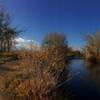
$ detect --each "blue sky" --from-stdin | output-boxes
[2,0,100,49]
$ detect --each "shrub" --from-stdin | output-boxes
[2,32,69,100]
[3,69,57,100]
[84,32,100,63]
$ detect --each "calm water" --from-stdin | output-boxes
[64,59,100,100]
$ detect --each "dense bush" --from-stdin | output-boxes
[1,33,69,100]
[3,70,56,100]
[3,45,68,100]
[84,32,100,63]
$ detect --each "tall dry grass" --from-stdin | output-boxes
[3,46,68,100]
[17,46,67,78]
[3,69,56,100]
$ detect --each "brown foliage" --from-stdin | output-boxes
[3,70,56,100]
[84,32,100,63]
[3,45,67,100]
[2,33,68,100]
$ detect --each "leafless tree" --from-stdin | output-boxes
[84,32,100,62]
[0,7,19,52]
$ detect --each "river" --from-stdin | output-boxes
[61,59,100,100]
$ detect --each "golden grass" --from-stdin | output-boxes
[2,46,68,100]
[3,69,56,100]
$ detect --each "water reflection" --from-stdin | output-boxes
[66,59,100,100]
[85,62,100,87]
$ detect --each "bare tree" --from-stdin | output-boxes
[0,7,19,52]
[84,32,100,62]
[42,32,68,47]
[42,33,69,63]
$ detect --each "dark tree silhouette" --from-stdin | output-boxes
[0,8,19,52]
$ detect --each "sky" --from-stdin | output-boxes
[1,0,100,49]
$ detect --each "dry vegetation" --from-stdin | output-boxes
[3,69,57,100]
[0,40,68,100]
[0,6,77,100]
[84,32,100,63]
[0,17,69,99]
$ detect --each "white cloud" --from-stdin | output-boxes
[15,37,26,43]
[15,37,40,50]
